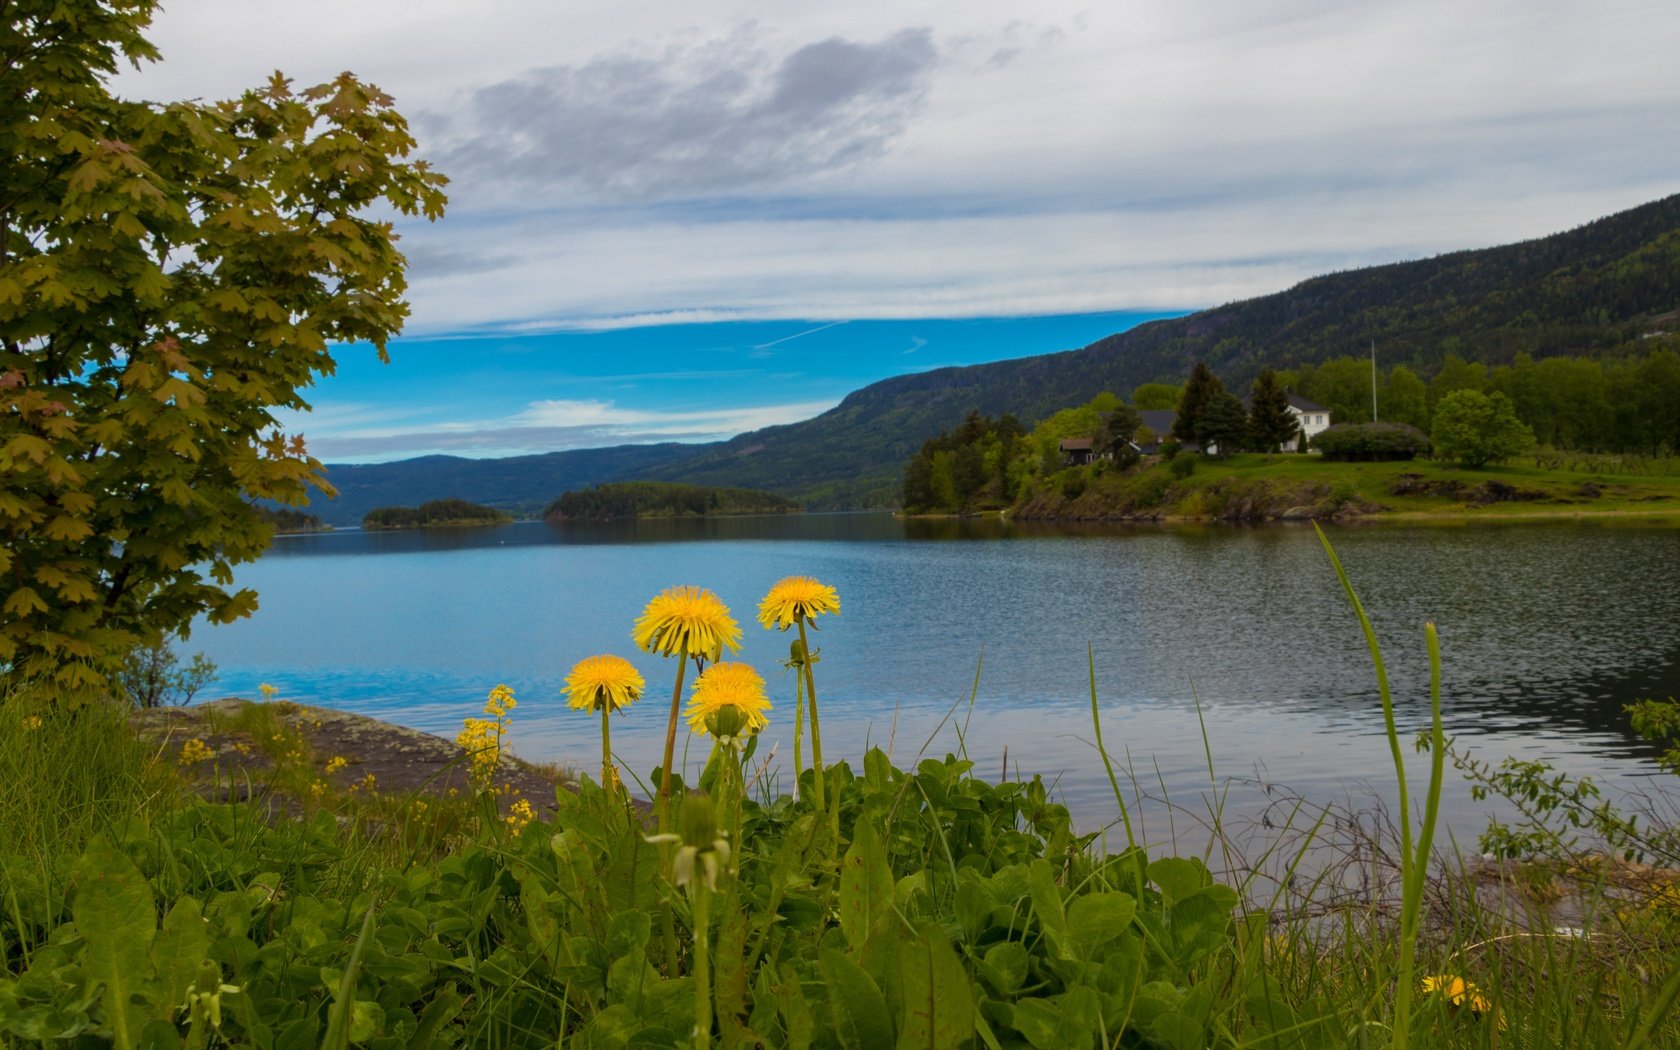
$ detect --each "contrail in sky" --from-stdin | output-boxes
[751,320,848,350]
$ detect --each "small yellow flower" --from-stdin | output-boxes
[757,576,840,631]
[258,683,277,702]
[22,714,43,731]
[565,654,645,714]
[1421,974,1495,1016]
[178,738,215,765]
[504,797,536,834]
[634,586,742,661]
[324,755,349,775]
[684,661,771,737]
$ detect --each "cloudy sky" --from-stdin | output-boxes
[114,0,1680,461]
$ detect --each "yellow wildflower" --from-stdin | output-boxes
[757,576,840,631]
[504,797,536,835]
[685,662,771,738]
[258,683,277,701]
[22,714,43,730]
[324,755,349,775]
[485,683,517,717]
[178,738,215,765]
[565,654,645,714]
[634,586,741,661]
[1421,974,1495,1016]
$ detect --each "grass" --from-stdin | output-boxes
[2,547,1678,1046]
[1027,451,1680,522]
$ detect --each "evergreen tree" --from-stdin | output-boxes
[1247,369,1300,452]
[1196,390,1250,456]
[1172,363,1221,444]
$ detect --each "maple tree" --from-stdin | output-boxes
[1,1,447,696]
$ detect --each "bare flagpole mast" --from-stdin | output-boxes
[1370,339,1379,422]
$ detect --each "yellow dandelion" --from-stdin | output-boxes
[757,576,840,631]
[565,654,646,713]
[634,586,742,661]
[1421,974,1495,1016]
[685,661,772,737]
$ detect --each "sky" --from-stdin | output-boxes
[111,0,1680,463]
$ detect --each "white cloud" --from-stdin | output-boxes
[298,396,839,461]
[109,1,1680,333]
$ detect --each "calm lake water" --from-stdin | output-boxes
[192,513,1680,846]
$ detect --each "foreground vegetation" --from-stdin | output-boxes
[545,482,802,522]
[4,551,1679,1048]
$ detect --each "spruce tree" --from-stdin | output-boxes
[1196,390,1250,456]
[1171,362,1221,444]
[1247,369,1301,452]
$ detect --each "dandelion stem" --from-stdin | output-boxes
[691,880,713,1050]
[797,619,826,815]
[658,647,690,832]
[792,657,806,801]
[601,705,613,794]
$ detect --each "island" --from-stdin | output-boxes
[252,504,331,533]
[362,498,514,530]
[544,481,801,521]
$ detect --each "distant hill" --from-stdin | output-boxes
[311,443,700,525]
[312,192,1680,514]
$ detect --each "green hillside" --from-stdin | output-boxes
[646,193,1680,506]
[314,192,1680,513]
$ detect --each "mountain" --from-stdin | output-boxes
[312,443,701,525]
[314,192,1680,516]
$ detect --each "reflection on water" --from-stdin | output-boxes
[201,514,1680,838]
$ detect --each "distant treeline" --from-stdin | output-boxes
[545,482,801,521]
[252,505,328,533]
[362,498,513,530]
[1281,346,1680,454]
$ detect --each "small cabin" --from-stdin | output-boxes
[1059,437,1095,466]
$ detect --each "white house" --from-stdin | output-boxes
[1284,393,1331,451]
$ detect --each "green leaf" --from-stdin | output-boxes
[74,837,157,1050]
[1146,856,1211,905]
[148,897,209,1022]
[896,924,974,1050]
[1012,989,1101,1049]
[821,947,894,1050]
[1026,859,1067,954]
[1067,891,1137,957]
[839,820,895,953]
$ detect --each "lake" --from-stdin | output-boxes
[191,513,1680,847]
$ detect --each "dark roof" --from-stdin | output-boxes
[1287,393,1328,412]
[1058,437,1094,451]
[1138,409,1176,435]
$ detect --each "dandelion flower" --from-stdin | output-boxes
[1421,974,1495,1015]
[634,586,742,661]
[685,662,771,738]
[565,654,645,713]
[757,576,840,631]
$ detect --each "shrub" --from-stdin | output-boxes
[1169,454,1196,479]
[1313,422,1433,461]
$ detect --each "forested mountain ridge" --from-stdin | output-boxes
[315,192,1680,514]
[639,192,1680,505]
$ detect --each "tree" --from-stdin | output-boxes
[1195,390,1249,456]
[1171,363,1220,444]
[0,3,448,697]
[1132,382,1180,410]
[1430,390,1536,467]
[1095,402,1142,466]
[1246,369,1299,453]
[1380,365,1429,429]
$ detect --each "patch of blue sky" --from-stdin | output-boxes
[290,311,1181,462]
